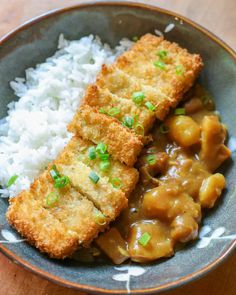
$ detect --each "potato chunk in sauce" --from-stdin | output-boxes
[128,221,173,263]
[95,85,230,264]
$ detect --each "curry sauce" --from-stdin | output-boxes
[95,85,231,264]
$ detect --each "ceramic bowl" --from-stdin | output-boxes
[0,1,236,294]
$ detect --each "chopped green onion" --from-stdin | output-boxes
[46,192,59,207]
[111,177,123,189]
[88,146,96,160]
[100,160,110,172]
[54,175,70,188]
[154,60,166,69]
[122,116,134,129]
[159,124,169,134]
[146,154,157,165]
[135,123,144,135]
[94,209,107,225]
[49,164,60,180]
[132,36,139,42]
[96,143,107,155]
[6,175,18,188]
[145,101,156,111]
[174,108,185,115]
[118,246,129,257]
[202,96,211,106]
[132,91,145,106]
[49,165,69,189]
[108,107,120,116]
[99,108,107,114]
[138,232,151,246]
[175,65,185,75]
[99,153,109,161]
[89,58,95,64]
[89,171,100,184]
[157,50,168,59]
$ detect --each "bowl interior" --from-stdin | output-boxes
[0,2,236,294]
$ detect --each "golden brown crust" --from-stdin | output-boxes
[83,84,155,133]
[68,105,143,166]
[114,34,203,119]
[7,191,78,259]
[6,170,113,258]
[54,136,139,197]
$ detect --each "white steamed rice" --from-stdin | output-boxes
[0,34,133,198]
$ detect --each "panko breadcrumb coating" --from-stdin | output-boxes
[68,105,144,167]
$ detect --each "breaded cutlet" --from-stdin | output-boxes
[83,84,155,134]
[53,137,128,219]
[59,136,139,196]
[68,105,143,167]
[7,172,107,258]
[115,34,203,117]
[95,64,173,120]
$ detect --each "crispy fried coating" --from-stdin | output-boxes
[68,105,143,166]
[54,138,128,219]
[7,191,78,259]
[114,34,203,118]
[58,136,139,196]
[96,64,171,120]
[83,84,155,133]
[7,171,108,258]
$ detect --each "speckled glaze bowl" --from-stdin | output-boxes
[0,1,236,294]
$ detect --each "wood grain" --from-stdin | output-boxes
[0,1,235,295]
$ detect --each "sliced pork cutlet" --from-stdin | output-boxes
[67,105,143,167]
[114,34,203,118]
[53,136,128,219]
[7,171,106,258]
[59,136,139,196]
[95,64,172,120]
[83,84,155,134]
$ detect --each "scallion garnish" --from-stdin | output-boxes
[99,153,109,161]
[96,143,107,155]
[46,192,59,207]
[117,246,129,257]
[145,101,156,111]
[94,209,107,225]
[54,175,70,189]
[175,65,185,75]
[138,232,151,246]
[122,116,134,129]
[99,108,107,114]
[88,146,96,160]
[202,96,211,106]
[157,50,168,59]
[154,60,166,70]
[6,175,18,188]
[135,123,145,136]
[132,36,139,42]
[100,160,110,172]
[89,171,100,184]
[159,124,169,134]
[146,154,157,165]
[49,164,60,180]
[174,108,185,115]
[111,177,123,189]
[108,107,120,116]
[49,165,70,188]
[132,91,145,106]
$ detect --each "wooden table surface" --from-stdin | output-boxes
[0,1,235,294]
